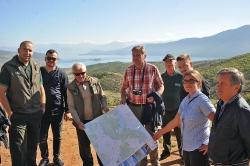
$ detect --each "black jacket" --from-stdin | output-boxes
[141,92,165,132]
[0,107,10,148]
[208,95,250,164]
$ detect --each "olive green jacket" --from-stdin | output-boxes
[67,75,107,123]
[3,55,41,114]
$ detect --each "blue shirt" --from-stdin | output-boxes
[178,91,215,151]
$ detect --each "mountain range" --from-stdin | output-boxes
[0,25,250,62]
[86,25,250,59]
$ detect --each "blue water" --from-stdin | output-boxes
[57,54,212,68]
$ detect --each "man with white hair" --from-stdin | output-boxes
[67,63,108,166]
[208,68,250,166]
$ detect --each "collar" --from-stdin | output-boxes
[166,70,177,76]
[134,62,146,70]
[187,90,201,101]
[223,94,239,105]
[17,55,30,66]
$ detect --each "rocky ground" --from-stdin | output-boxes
[0,121,182,166]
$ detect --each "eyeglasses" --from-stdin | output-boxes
[74,72,86,76]
[183,79,198,84]
[46,57,57,61]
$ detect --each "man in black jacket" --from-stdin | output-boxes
[208,68,250,166]
[176,54,210,100]
[38,49,71,166]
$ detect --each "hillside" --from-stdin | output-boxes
[198,53,250,99]
[81,53,250,105]
[0,50,45,67]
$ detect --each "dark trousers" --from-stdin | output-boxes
[76,120,103,166]
[39,111,63,160]
[183,149,210,166]
[9,111,42,166]
[162,110,182,156]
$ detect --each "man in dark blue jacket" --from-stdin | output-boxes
[38,49,71,166]
[208,68,250,166]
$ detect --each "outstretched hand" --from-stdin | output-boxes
[153,131,162,141]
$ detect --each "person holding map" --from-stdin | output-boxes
[67,63,108,166]
[121,45,164,166]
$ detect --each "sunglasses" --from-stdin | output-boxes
[74,72,86,76]
[183,79,198,84]
[46,57,57,61]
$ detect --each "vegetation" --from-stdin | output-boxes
[197,53,250,100]
[65,53,250,106]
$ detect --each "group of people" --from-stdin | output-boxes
[0,41,108,166]
[0,41,249,166]
[121,45,250,166]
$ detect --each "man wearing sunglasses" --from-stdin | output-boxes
[38,49,70,166]
[67,63,108,166]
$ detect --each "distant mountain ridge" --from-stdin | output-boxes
[86,25,250,59]
[1,25,250,61]
[0,50,44,67]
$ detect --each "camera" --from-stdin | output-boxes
[132,89,142,96]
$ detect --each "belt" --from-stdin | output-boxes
[126,100,145,107]
[214,159,249,166]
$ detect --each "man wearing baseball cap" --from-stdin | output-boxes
[160,54,183,160]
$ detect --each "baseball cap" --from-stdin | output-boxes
[163,54,175,61]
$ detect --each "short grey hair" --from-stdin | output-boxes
[217,68,245,92]
[131,45,147,55]
[72,63,86,72]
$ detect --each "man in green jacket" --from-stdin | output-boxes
[67,63,108,166]
[160,54,183,160]
[0,41,46,166]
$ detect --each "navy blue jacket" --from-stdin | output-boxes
[141,92,165,132]
[0,107,10,148]
[40,67,68,113]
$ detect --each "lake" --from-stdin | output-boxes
[57,54,214,68]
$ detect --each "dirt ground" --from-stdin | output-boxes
[0,121,182,166]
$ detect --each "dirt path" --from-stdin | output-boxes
[0,121,182,166]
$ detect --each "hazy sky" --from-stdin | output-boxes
[1,0,250,46]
